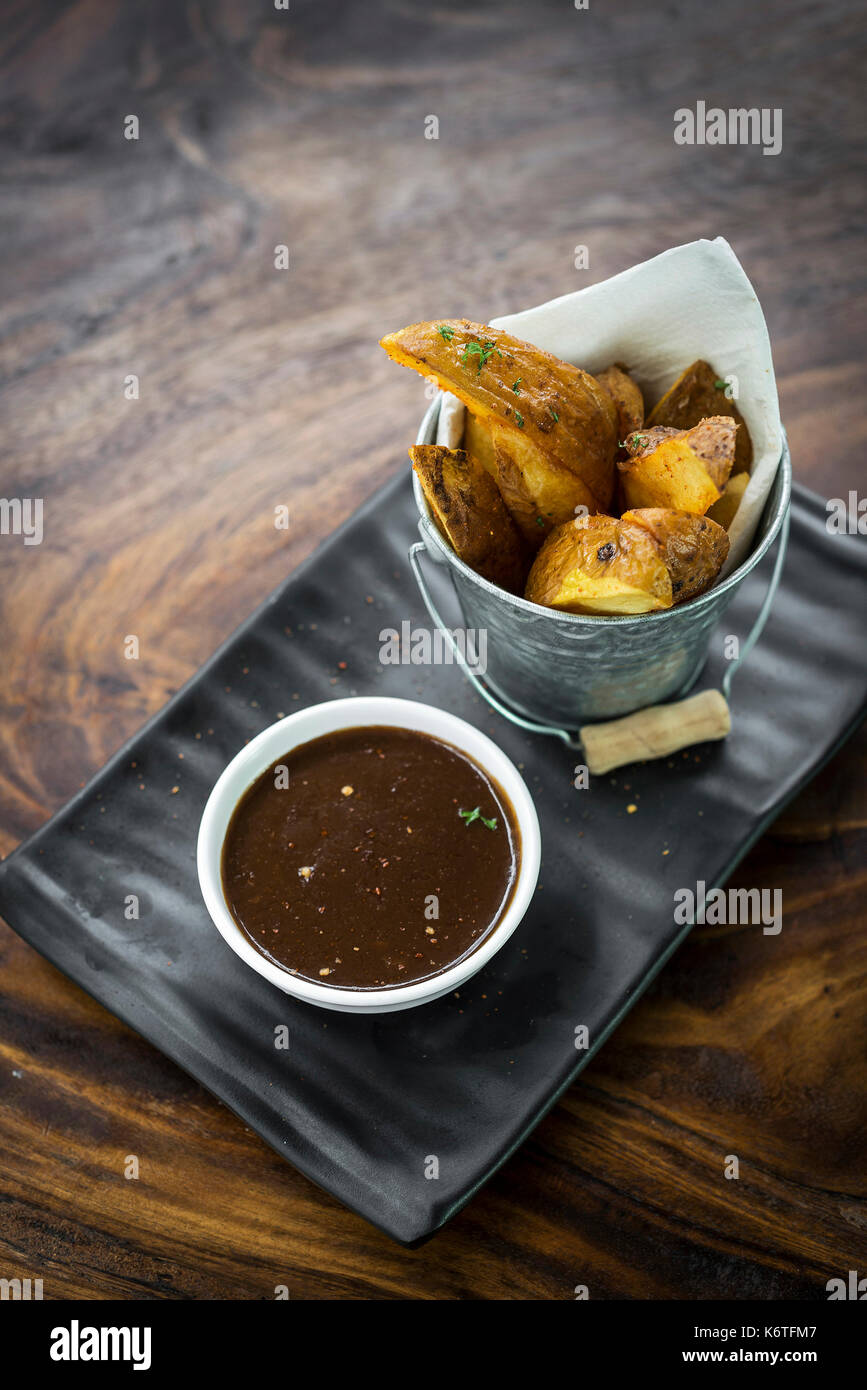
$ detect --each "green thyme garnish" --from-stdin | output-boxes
[437,325,455,341]
[536,516,545,527]
[548,407,559,421]
[512,378,523,394]
[714,378,727,390]
[459,806,498,831]
[630,432,648,448]
[461,339,502,374]
[514,410,524,428]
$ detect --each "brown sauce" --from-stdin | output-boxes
[221,726,520,990]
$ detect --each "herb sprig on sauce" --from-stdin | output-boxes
[459,806,498,831]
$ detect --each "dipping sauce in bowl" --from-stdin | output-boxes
[198,696,540,1012]
[220,726,519,990]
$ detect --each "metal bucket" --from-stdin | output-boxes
[410,394,793,729]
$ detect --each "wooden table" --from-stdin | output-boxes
[1,0,864,1299]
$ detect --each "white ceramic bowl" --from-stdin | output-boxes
[197,696,541,1013]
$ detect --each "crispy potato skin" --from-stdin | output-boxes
[525,514,673,616]
[624,425,679,457]
[596,364,645,440]
[647,359,753,473]
[617,437,721,514]
[410,445,530,594]
[679,416,737,489]
[707,470,749,530]
[381,319,618,532]
[622,508,729,604]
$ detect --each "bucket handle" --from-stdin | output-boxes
[408,497,792,764]
[721,498,791,701]
[408,541,582,749]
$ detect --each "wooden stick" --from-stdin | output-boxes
[580,690,731,775]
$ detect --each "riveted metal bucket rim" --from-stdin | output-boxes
[412,393,792,629]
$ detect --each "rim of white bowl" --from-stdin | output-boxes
[196,696,541,1011]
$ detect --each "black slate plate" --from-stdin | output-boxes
[0,475,864,1244]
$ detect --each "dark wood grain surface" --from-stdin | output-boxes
[0,0,864,1299]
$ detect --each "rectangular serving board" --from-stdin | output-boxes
[0,474,864,1243]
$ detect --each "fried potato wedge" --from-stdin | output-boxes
[489,421,603,545]
[410,444,530,593]
[463,408,603,547]
[596,363,645,440]
[525,514,673,616]
[463,411,498,481]
[617,436,721,514]
[647,359,753,473]
[680,416,737,489]
[381,319,618,538]
[525,505,729,616]
[625,415,735,471]
[622,508,729,604]
[707,470,749,530]
[621,416,735,511]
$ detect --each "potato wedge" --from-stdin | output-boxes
[707,470,749,530]
[381,319,618,537]
[410,445,530,593]
[617,436,721,514]
[525,514,673,616]
[622,509,729,604]
[596,363,644,440]
[463,411,497,481]
[464,408,604,547]
[525,506,729,616]
[489,422,603,545]
[647,359,753,472]
[680,416,737,489]
[625,416,735,470]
